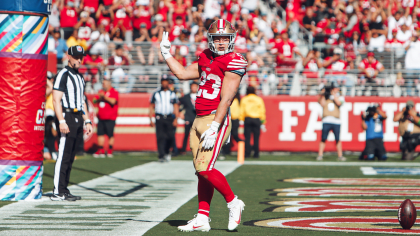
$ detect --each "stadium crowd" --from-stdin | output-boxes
[46,0,420,96]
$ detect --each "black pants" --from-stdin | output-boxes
[361,138,386,160]
[222,119,241,155]
[156,115,175,159]
[54,112,84,194]
[244,118,261,158]
[181,121,193,152]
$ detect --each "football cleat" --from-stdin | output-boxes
[93,149,105,158]
[227,196,245,231]
[107,149,113,158]
[50,193,77,201]
[178,215,211,232]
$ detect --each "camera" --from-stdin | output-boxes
[323,81,336,99]
[365,104,379,118]
[404,104,414,117]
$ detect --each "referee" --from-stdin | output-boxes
[149,78,179,162]
[51,45,93,201]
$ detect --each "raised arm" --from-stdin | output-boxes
[161,31,200,80]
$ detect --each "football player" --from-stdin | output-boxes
[160,19,246,232]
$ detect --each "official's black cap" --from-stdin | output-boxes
[68,45,86,57]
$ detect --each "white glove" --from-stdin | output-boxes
[260,124,267,132]
[200,121,220,149]
[160,31,172,60]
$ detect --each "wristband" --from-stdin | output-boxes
[162,52,172,60]
[85,119,92,125]
[59,120,66,124]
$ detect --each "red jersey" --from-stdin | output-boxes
[195,49,247,116]
[98,14,111,32]
[102,0,114,5]
[225,0,241,22]
[132,6,152,30]
[169,23,186,41]
[82,54,104,75]
[60,7,78,28]
[157,0,169,22]
[385,38,404,48]
[324,57,349,74]
[275,40,298,58]
[95,88,119,120]
[83,0,99,13]
[113,8,132,31]
[359,58,383,78]
[172,3,188,24]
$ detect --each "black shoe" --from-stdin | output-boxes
[66,192,81,200]
[50,193,77,201]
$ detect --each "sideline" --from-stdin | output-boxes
[243,161,420,167]
[0,161,240,236]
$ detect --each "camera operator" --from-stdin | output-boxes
[394,100,420,160]
[360,104,387,161]
[317,82,346,161]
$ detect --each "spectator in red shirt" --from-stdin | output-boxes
[96,4,114,33]
[60,0,80,39]
[75,11,97,40]
[302,49,322,78]
[358,51,384,82]
[81,0,100,17]
[385,28,404,51]
[323,48,355,91]
[169,0,191,27]
[93,78,119,158]
[132,0,154,40]
[276,29,303,60]
[169,16,186,41]
[79,50,105,82]
[225,0,241,23]
[112,2,134,44]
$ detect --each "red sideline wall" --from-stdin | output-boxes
[85,94,420,152]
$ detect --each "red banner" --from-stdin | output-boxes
[85,94,420,152]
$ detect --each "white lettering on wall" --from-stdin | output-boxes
[353,102,370,142]
[382,103,398,142]
[302,102,322,141]
[338,102,352,141]
[279,102,305,141]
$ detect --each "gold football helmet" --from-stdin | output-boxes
[207,19,236,55]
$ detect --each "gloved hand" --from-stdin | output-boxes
[260,124,267,132]
[200,121,220,149]
[160,31,172,60]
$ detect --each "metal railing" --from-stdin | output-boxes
[54,42,415,96]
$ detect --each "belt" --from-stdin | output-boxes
[63,107,83,115]
[155,113,173,119]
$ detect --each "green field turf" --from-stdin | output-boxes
[146,153,420,236]
[1,152,419,235]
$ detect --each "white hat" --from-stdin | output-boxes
[333,47,343,54]
[345,5,354,14]
[241,9,249,15]
[90,31,100,41]
[155,14,163,21]
[136,0,149,6]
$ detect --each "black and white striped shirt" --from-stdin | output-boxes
[150,89,179,115]
[53,66,85,111]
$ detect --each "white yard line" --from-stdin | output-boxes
[0,160,241,236]
[244,161,420,167]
